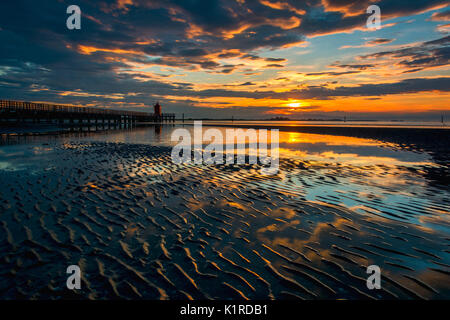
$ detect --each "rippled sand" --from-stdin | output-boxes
[0,139,449,300]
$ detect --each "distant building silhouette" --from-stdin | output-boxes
[154,102,162,116]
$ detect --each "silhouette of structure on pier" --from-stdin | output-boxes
[0,100,175,128]
[154,102,162,117]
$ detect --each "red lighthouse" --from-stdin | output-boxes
[154,102,162,116]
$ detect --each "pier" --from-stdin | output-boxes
[0,100,175,128]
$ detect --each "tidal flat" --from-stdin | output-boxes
[0,125,449,299]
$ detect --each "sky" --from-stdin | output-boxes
[0,0,449,120]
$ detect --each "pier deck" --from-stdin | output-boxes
[0,100,175,127]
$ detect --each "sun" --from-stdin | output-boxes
[287,102,301,108]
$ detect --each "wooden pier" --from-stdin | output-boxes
[0,100,175,128]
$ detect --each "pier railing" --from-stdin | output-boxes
[0,100,175,124]
[0,100,151,116]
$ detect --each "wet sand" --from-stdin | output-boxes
[0,128,449,300]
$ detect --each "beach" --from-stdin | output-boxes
[0,124,449,299]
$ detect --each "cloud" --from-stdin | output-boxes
[323,0,448,19]
[358,35,450,73]
[264,63,285,68]
[340,38,395,49]
[0,0,448,118]
[294,77,450,98]
[167,77,450,100]
[436,23,450,33]
[366,38,394,45]
[329,63,376,70]
[303,71,361,77]
[430,10,450,21]
[321,0,373,16]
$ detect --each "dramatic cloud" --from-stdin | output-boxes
[359,35,450,73]
[0,0,449,119]
[182,77,450,100]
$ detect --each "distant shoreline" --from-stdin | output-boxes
[181,118,445,123]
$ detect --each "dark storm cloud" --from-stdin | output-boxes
[2,0,445,69]
[300,0,447,36]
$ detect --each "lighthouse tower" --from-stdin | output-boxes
[154,102,162,117]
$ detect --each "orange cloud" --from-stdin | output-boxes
[259,0,306,15]
[77,45,142,56]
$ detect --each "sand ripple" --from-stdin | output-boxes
[0,141,449,299]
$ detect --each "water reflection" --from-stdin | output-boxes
[0,125,448,231]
